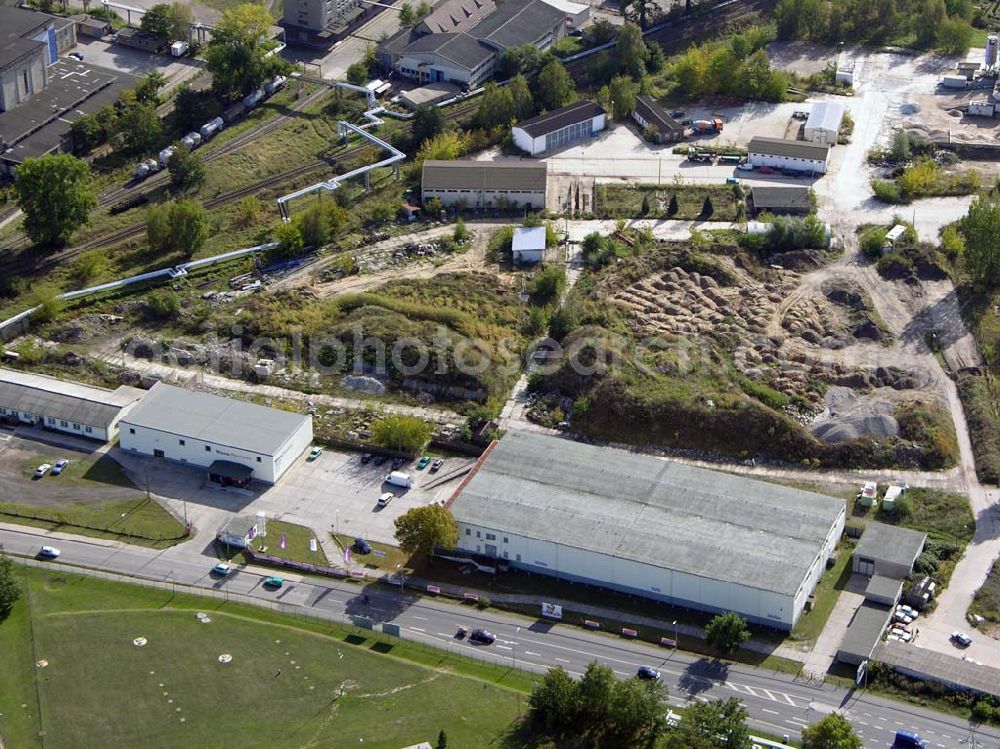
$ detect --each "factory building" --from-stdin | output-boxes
[448,433,846,630]
[119,383,313,485]
[0,368,144,442]
[747,136,831,175]
[421,160,547,209]
[512,101,606,156]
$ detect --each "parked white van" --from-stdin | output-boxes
[384,471,413,488]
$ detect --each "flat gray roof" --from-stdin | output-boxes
[0,368,144,429]
[120,383,310,457]
[450,433,846,596]
[422,159,547,191]
[400,32,494,71]
[838,602,892,662]
[0,6,49,71]
[865,575,903,601]
[855,522,927,570]
[751,185,812,211]
[875,641,1000,699]
[748,136,831,161]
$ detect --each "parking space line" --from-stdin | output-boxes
[763,709,779,716]
[408,626,425,632]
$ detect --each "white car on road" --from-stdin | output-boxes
[38,546,61,559]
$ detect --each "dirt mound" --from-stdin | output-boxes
[810,386,901,443]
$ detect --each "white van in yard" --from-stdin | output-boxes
[385,471,413,488]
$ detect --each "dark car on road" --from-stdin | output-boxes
[637,665,660,680]
[469,629,496,644]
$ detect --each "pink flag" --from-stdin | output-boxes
[344,547,351,564]
[280,532,287,550]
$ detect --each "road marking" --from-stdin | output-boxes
[876,716,886,721]
[409,627,425,632]
[864,713,872,717]
[859,721,870,727]
[413,616,428,621]
[895,722,904,726]
[935,744,945,748]
[437,632,452,638]
[525,651,541,657]
[695,696,711,703]
[496,645,511,650]
[941,735,951,740]
[555,657,570,663]
[763,709,779,716]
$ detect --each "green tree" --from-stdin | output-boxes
[801,712,863,749]
[412,104,445,147]
[705,611,750,654]
[624,0,658,27]
[507,74,534,120]
[416,131,466,163]
[529,265,566,302]
[145,289,180,319]
[454,217,470,242]
[346,61,369,85]
[28,284,63,323]
[70,112,107,152]
[398,2,417,25]
[14,154,96,246]
[498,43,548,79]
[915,0,946,46]
[173,84,222,132]
[273,221,304,258]
[206,3,289,96]
[608,74,638,119]
[134,71,167,106]
[608,675,668,744]
[117,96,162,153]
[537,60,575,110]
[962,195,1000,284]
[646,40,666,73]
[701,195,715,218]
[936,16,975,54]
[296,199,333,247]
[141,2,192,39]
[167,147,205,191]
[372,414,433,454]
[435,729,448,749]
[549,301,580,340]
[616,22,649,80]
[146,199,207,257]
[72,250,109,283]
[475,82,515,129]
[668,193,679,216]
[393,504,458,557]
[674,697,752,749]
[527,667,579,736]
[0,554,22,619]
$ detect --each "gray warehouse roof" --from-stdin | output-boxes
[874,641,1000,699]
[450,433,846,596]
[855,522,927,569]
[748,136,831,160]
[0,6,49,69]
[634,95,683,134]
[0,368,144,429]
[120,383,310,457]
[514,101,605,138]
[470,0,565,48]
[422,159,547,191]
[837,602,892,664]
[419,0,495,34]
[865,575,903,603]
[751,186,813,212]
[399,32,495,71]
[805,101,845,133]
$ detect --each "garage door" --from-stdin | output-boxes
[857,557,875,576]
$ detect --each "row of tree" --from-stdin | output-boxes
[774,0,975,53]
[671,30,790,102]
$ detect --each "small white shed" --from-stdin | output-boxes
[804,101,845,145]
[512,226,546,264]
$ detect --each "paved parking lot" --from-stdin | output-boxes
[112,446,472,549]
[70,38,203,85]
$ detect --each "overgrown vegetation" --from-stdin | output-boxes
[594,184,742,221]
[970,554,1000,623]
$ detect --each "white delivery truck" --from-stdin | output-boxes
[384,471,413,488]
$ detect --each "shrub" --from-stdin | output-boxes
[145,289,180,319]
[530,266,567,303]
[871,179,903,203]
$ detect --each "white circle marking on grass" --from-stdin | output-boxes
[35,660,48,669]
[218,654,233,664]
[133,637,147,647]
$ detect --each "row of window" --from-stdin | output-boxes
[0,408,95,434]
[465,528,508,543]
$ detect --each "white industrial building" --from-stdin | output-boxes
[804,101,845,145]
[512,226,546,263]
[448,433,846,630]
[512,101,605,156]
[119,383,313,485]
[0,368,144,442]
[747,136,831,175]
[421,160,547,209]
[539,0,590,30]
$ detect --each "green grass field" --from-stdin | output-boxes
[241,519,329,566]
[790,543,853,643]
[0,567,527,749]
[18,453,134,488]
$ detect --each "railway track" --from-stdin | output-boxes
[5,98,483,276]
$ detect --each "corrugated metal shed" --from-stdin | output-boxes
[855,522,927,570]
[515,101,605,138]
[875,641,1000,699]
[805,101,845,133]
[422,160,547,191]
[450,432,845,596]
[0,368,144,429]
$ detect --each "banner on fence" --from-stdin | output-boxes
[463,592,479,601]
[427,585,441,594]
[621,627,638,638]
[583,619,600,629]
[541,602,563,620]
[660,637,677,648]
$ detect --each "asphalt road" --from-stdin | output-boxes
[2,525,998,749]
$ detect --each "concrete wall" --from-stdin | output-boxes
[119,416,312,484]
[511,126,542,155]
[456,523,800,629]
[792,504,846,624]
[0,50,47,112]
[852,552,916,580]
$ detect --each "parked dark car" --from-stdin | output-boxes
[391,457,404,470]
[354,537,372,555]
[360,453,372,464]
[372,455,386,466]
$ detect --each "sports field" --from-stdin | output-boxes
[0,567,527,749]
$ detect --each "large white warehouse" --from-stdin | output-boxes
[119,383,313,485]
[0,368,144,442]
[512,101,605,156]
[448,433,846,630]
[747,136,831,175]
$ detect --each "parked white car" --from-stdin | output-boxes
[34,463,52,478]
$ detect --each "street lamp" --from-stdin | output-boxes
[395,564,404,593]
[673,620,678,649]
